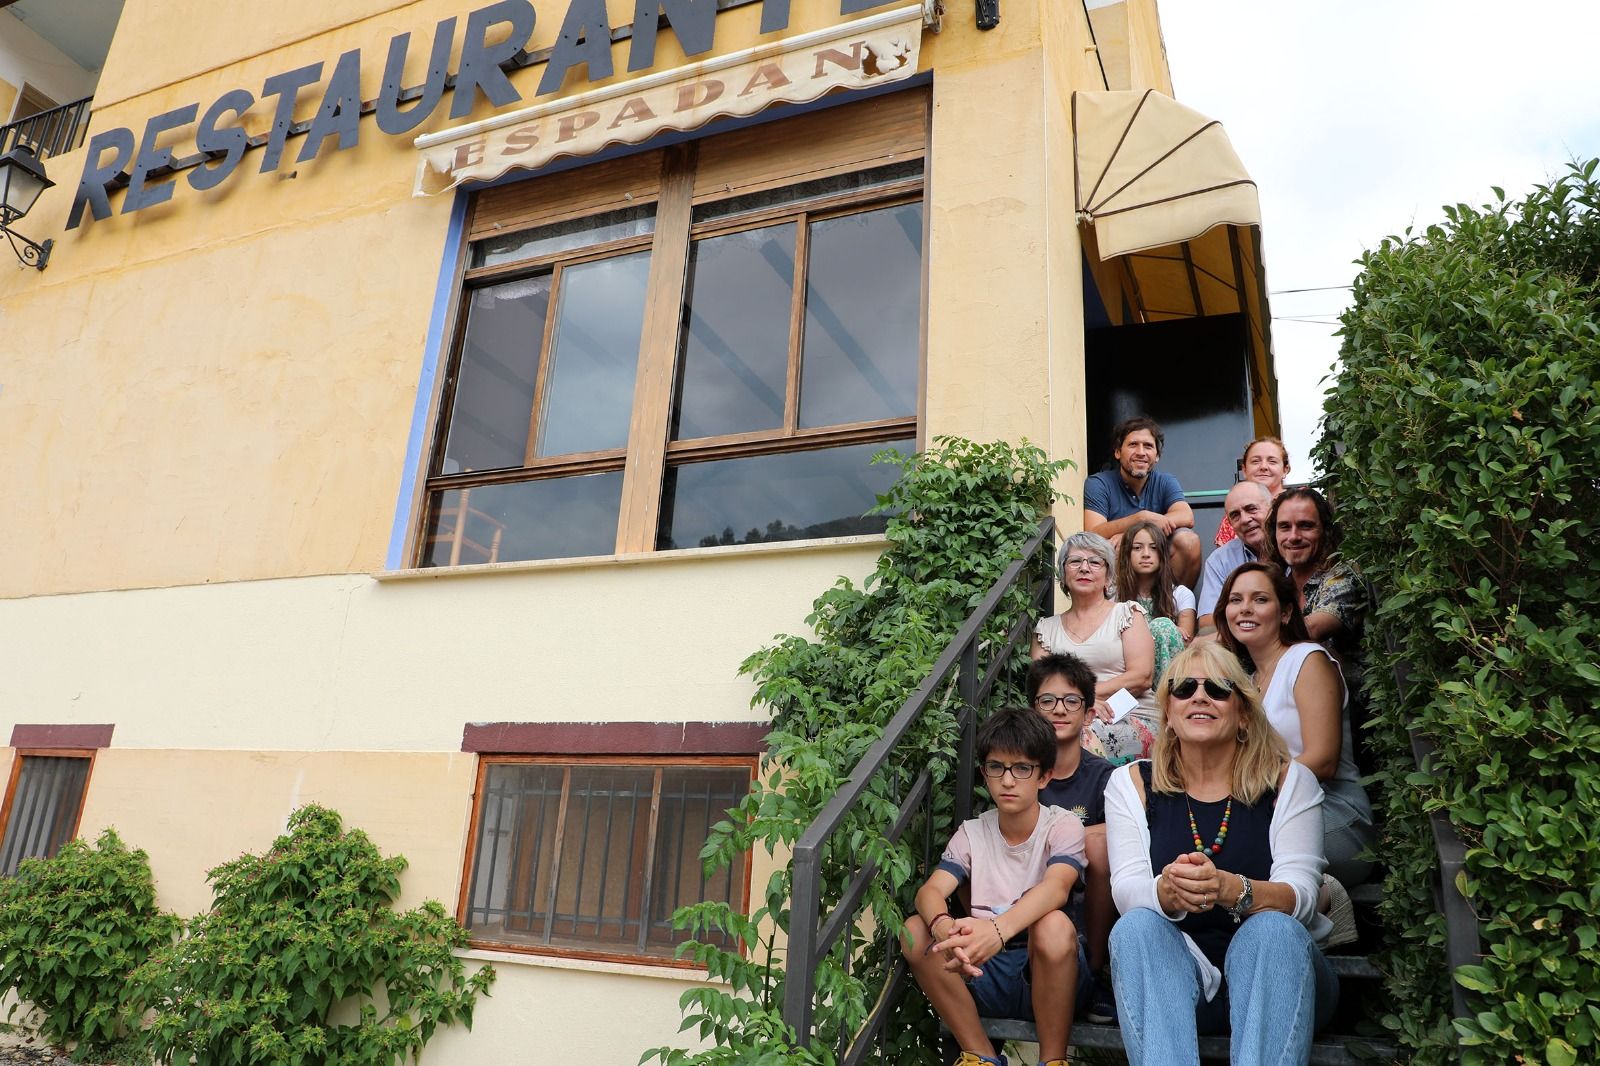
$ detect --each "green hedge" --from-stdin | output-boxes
[1316,160,1600,1064]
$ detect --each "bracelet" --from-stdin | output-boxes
[990,918,1005,947]
[928,913,953,937]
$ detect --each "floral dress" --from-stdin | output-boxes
[1136,589,1191,691]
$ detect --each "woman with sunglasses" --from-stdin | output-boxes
[1105,642,1337,1065]
[1216,562,1374,892]
[1032,531,1157,765]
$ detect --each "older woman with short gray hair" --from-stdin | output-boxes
[1032,530,1158,764]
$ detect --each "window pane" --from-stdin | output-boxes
[472,204,656,268]
[656,439,910,551]
[647,768,748,950]
[422,473,623,566]
[537,252,652,457]
[670,222,797,441]
[0,756,91,876]
[799,203,922,428]
[441,276,551,474]
[465,763,748,958]
[693,160,923,223]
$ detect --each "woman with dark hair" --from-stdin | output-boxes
[1216,562,1374,896]
[1105,641,1337,1064]
[1116,520,1195,685]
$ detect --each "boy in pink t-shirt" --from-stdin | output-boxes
[903,707,1087,1066]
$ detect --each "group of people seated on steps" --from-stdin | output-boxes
[904,418,1375,1066]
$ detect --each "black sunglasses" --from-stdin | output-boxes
[1168,676,1237,701]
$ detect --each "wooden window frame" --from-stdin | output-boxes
[412,92,930,568]
[0,749,97,875]
[457,753,756,968]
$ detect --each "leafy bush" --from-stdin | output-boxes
[644,437,1071,1064]
[0,829,180,1059]
[137,804,494,1066]
[1316,160,1600,1064]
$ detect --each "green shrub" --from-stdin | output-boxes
[643,437,1071,1065]
[1316,160,1600,1064]
[0,829,179,1059]
[137,804,494,1066]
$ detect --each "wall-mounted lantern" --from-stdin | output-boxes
[0,146,54,270]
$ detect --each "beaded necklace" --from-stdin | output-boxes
[1186,795,1233,856]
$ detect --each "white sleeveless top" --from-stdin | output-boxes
[1034,601,1158,721]
[1262,642,1360,787]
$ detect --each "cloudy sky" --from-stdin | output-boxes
[1161,0,1600,476]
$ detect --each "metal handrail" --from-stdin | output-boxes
[1391,655,1482,1025]
[0,96,93,160]
[783,516,1057,1061]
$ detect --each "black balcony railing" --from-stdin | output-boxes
[1,96,93,160]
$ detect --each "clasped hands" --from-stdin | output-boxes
[1162,851,1230,914]
[926,916,1006,979]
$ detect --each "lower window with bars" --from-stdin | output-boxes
[0,752,93,877]
[462,758,752,962]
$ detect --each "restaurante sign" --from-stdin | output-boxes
[67,0,924,229]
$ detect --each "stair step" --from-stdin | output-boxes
[981,1019,1397,1064]
[1328,953,1381,979]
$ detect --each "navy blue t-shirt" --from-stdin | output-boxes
[1082,468,1187,522]
[1041,751,1115,826]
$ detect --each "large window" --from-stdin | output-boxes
[461,758,752,962]
[0,753,93,876]
[417,92,927,566]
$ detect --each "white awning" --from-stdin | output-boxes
[1073,89,1261,259]
[414,4,928,196]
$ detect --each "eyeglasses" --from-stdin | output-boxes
[980,760,1040,781]
[1168,677,1237,701]
[1063,556,1106,571]
[1033,693,1086,712]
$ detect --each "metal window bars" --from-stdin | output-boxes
[465,762,749,957]
[782,517,1057,1062]
[0,755,91,876]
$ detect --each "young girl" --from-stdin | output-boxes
[1116,521,1196,686]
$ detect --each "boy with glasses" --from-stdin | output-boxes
[903,707,1087,1066]
[1028,655,1117,1025]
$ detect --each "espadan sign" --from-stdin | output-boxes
[69,0,930,230]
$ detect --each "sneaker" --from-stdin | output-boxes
[954,1054,1007,1066]
[1323,873,1358,948]
[1086,973,1117,1025]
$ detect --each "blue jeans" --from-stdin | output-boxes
[1110,908,1338,1065]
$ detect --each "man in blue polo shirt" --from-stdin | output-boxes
[1081,416,1201,587]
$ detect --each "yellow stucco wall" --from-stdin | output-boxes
[0,76,17,121]
[0,2,1145,1059]
[1,541,883,750]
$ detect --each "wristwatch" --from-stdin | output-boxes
[1228,875,1254,924]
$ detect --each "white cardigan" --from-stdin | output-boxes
[1105,760,1330,1001]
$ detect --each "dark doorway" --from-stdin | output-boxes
[1085,313,1254,546]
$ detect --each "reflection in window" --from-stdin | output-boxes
[671,223,797,441]
[465,762,749,958]
[537,252,653,457]
[472,204,656,268]
[423,473,624,566]
[800,202,922,428]
[656,439,910,550]
[442,275,552,473]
